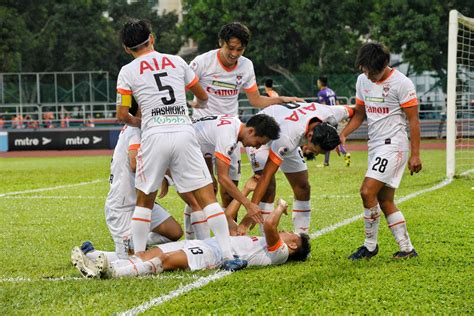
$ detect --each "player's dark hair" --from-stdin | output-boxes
[218,22,251,47]
[355,42,390,73]
[246,114,280,140]
[302,149,315,161]
[318,76,328,86]
[120,19,152,51]
[310,122,340,151]
[129,96,139,116]
[264,79,273,88]
[288,233,311,262]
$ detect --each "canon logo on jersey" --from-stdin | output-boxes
[366,106,389,114]
[14,137,39,146]
[206,86,239,96]
[66,136,90,145]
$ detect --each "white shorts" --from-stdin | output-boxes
[136,130,213,194]
[246,144,307,173]
[365,148,408,189]
[157,238,222,271]
[105,203,171,259]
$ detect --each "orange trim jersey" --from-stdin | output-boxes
[259,103,352,162]
[105,126,141,212]
[193,115,241,165]
[189,49,257,118]
[356,68,418,151]
[116,51,197,138]
[229,236,289,266]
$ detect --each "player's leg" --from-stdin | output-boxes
[179,191,210,240]
[377,151,417,258]
[133,133,171,256]
[323,151,330,166]
[147,203,183,246]
[282,147,311,234]
[169,130,236,263]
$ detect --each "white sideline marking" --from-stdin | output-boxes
[2,196,104,199]
[0,179,104,197]
[118,271,232,316]
[118,174,467,316]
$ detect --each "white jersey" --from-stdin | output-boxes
[356,68,418,151]
[105,125,141,212]
[260,103,352,165]
[116,51,198,139]
[190,49,257,118]
[193,115,242,165]
[230,236,289,266]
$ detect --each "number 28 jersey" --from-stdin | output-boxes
[116,51,199,138]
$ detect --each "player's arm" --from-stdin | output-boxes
[339,103,365,143]
[188,80,208,109]
[245,89,304,108]
[263,200,287,249]
[225,175,259,235]
[403,105,422,175]
[215,157,253,214]
[116,94,141,128]
[128,144,140,173]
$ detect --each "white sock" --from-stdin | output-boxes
[203,203,233,259]
[258,202,274,236]
[387,211,414,252]
[363,204,382,252]
[111,256,163,278]
[292,200,311,234]
[85,250,119,262]
[147,232,172,246]
[191,210,211,240]
[131,206,152,253]
[184,204,195,240]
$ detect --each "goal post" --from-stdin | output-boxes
[446,10,474,179]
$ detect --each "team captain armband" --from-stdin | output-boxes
[116,88,132,107]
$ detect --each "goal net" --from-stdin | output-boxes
[446,10,474,179]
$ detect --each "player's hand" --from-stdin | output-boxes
[237,223,250,236]
[408,155,422,175]
[339,134,347,146]
[244,175,260,192]
[245,202,263,223]
[280,96,304,103]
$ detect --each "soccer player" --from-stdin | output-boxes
[189,22,302,209]
[263,79,279,97]
[79,101,183,263]
[340,42,422,260]
[71,199,311,278]
[115,19,245,270]
[316,76,350,167]
[242,103,354,234]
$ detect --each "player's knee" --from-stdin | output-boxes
[293,181,311,198]
[359,186,376,203]
[169,224,184,241]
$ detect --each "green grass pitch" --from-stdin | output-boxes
[1,149,472,314]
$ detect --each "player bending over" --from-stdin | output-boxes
[72,198,310,278]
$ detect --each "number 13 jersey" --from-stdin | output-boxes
[116,51,199,138]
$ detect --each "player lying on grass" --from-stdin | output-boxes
[242,103,354,235]
[81,99,183,263]
[71,178,311,278]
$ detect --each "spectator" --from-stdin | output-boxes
[43,111,55,128]
[0,116,4,129]
[12,115,25,129]
[60,113,71,128]
[25,115,39,129]
[263,79,279,97]
[85,114,95,127]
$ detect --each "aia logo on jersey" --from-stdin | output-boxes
[236,74,243,85]
[382,84,390,97]
[278,146,289,156]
